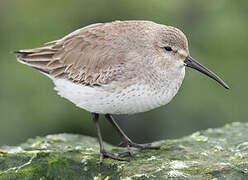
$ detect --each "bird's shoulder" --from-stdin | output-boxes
[47,22,130,86]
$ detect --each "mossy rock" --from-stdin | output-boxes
[1,122,248,179]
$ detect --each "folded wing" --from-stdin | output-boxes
[15,22,125,86]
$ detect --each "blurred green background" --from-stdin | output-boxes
[0,0,247,146]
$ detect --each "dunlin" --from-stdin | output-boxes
[15,20,229,163]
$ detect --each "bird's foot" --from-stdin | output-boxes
[99,150,131,164]
[119,140,161,150]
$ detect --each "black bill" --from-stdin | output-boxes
[184,56,229,89]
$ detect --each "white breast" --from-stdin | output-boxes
[52,67,185,115]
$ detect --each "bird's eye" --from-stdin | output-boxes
[164,46,173,51]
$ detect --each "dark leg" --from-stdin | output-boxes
[105,114,161,150]
[91,113,130,164]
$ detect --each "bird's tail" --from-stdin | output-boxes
[14,45,57,74]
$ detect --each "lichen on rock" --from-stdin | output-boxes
[1,122,248,179]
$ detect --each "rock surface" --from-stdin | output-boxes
[1,122,248,179]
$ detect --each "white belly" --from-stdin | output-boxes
[52,72,185,115]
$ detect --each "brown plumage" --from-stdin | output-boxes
[15,20,188,86]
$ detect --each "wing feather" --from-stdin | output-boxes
[16,22,125,86]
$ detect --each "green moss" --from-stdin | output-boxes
[1,122,248,179]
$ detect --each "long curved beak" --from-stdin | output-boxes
[184,56,229,89]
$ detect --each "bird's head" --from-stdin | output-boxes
[156,25,229,89]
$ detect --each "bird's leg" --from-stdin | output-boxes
[91,113,130,163]
[104,114,161,151]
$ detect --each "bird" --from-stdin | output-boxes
[15,20,229,163]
